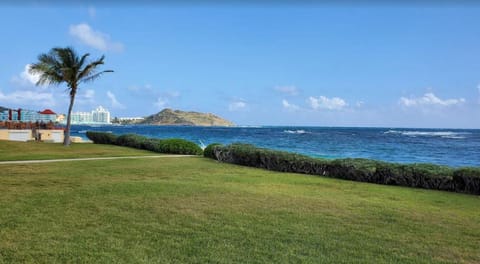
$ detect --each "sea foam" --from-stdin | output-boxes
[284,129,309,134]
[384,130,468,139]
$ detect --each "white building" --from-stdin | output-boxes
[71,112,93,124]
[70,106,111,124]
[92,106,111,124]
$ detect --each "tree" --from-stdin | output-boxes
[30,47,113,146]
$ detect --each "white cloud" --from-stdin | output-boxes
[69,23,124,52]
[76,89,96,105]
[275,85,298,96]
[228,100,247,111]
[355,101,364,108]
[107,91,125,109]
[282,99,299,111]
[11,64,45,88]
[308,96,347,110]
[154,97,168,109]
[399,93,465,107]
[0,90,55,108]
[84,89,95,100]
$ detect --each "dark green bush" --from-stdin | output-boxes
[213,143,324,173]
[115,134,149,149]
[204,143,222,159]
[453,168,480,195]
[87,132,202,155]
[156,139,203,155]
[141,138,163,152]
[212,143,480,195]
[86,131,117,144]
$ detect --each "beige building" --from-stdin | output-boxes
[0,129,64,143]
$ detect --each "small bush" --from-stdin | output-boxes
[86,131,117,144]
[204,143,222,159]
[156,139,203,155]
[115,134,148,149]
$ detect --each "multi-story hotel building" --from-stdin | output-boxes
[70,106,111,124]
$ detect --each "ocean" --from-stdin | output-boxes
[71,125,480,168]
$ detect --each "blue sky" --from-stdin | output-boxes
[0,3,479,128]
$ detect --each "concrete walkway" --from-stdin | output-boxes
[0,155,194,165]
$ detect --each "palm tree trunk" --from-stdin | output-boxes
[64,88,76,146]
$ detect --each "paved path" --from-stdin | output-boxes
[0,155,194,165]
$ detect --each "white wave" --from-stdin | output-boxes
[198,140,207,150]
[441,135,466,139]
[78,130,87,134]
[384,130,468,139]
[284,129,309,134]
[237,125,263,128]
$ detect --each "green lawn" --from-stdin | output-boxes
[0,141,479,263]
[0,140,157,161]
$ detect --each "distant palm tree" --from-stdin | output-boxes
[30,47,113,146]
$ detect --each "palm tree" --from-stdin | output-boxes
[30,47,113,146]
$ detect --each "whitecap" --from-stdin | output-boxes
[384,130,469,139]
[284,130,309,134]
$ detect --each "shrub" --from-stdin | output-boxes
[453,168,480,195]
[212,143,480,195]
[86,131,117,144]
[88,132,202,155]
[156,138,203,155]
[213,143,323,172]
[141,138,163,152]
[204,143,222,159]
[115,134,148,149]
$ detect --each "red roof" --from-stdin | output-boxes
[39,109,56,115]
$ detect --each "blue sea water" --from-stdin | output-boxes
[71,125,480,168]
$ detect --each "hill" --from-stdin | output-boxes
[140,108,234,126]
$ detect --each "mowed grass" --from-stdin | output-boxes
[0,142,479,263]
[0,140,157,161]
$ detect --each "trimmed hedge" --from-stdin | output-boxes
[86,131,118,144]
[86,131,203,155]
[116,134,149,149]
[204,143,222,159]
[156,139,203,155]
[209,143,480,195]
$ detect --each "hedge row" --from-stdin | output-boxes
[206,143,480,195]
[85,131,117,145]
[86,131,203,155]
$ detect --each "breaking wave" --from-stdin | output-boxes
[384,130,469,139]
[284,129,310,134]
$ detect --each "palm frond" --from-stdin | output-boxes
[77,55,106,80]
[29,61,63,86]
[80,70,114,83]
[77,53,91,69]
